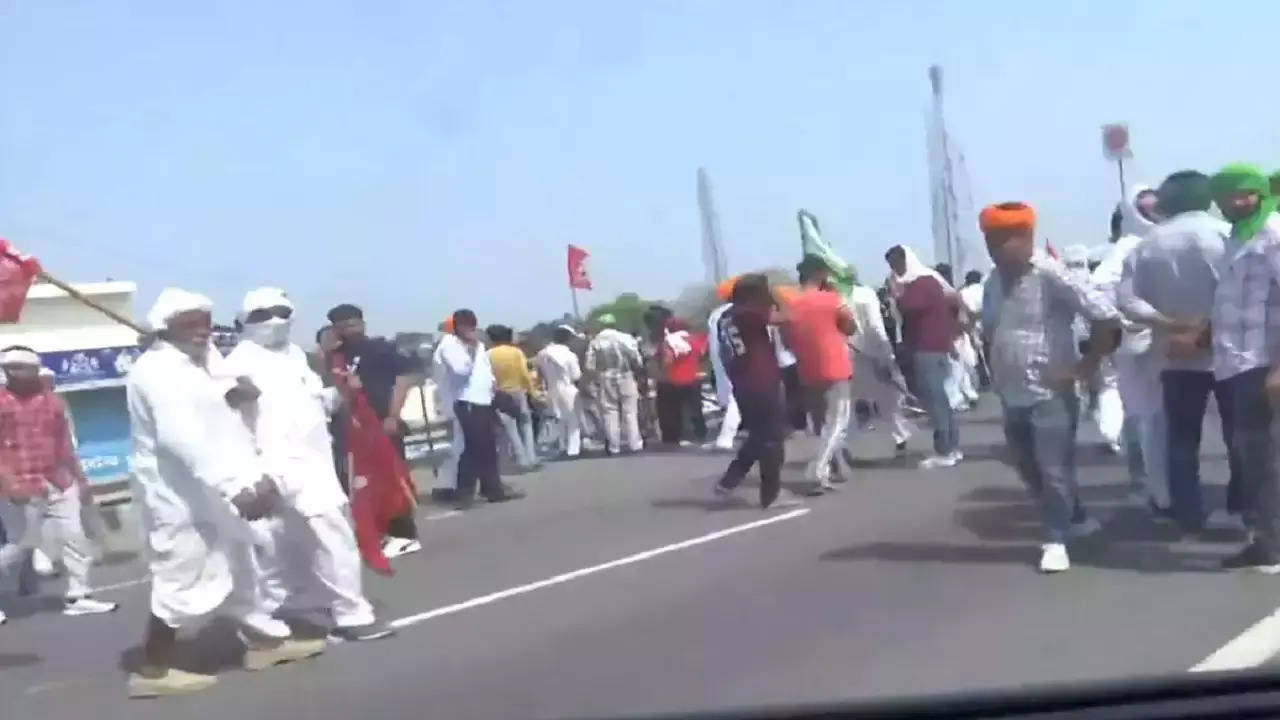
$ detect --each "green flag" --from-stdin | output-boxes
[797,209,856,296]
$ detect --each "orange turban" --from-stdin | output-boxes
[715,276,738,302]
[979,202,1036,233]
[772,285,800,307]
[441,316,454,333]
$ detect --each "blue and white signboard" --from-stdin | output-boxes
[41,345,141,391]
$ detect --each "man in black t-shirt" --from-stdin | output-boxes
[327,303,422,558]
[713,274,802,509]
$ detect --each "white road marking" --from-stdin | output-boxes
[422,510,461,521]
[1191,606,1280,672]
[389,508,810,630]
[90,576,150,593]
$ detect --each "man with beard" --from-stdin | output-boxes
[326,304,421,558]
[127,289,324,697]
[980,204,1119,573]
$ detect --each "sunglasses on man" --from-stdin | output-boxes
[245,305,294,323]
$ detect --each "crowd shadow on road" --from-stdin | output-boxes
[0,652,41,669]
[821,479,1240,574]
[651,480,814,511]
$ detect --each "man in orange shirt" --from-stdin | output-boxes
[786,256,858,495]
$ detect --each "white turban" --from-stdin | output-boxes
[0,348,41,366]
[240,286,294,319]
[1062,244,1089,266]
[146,288,214,330]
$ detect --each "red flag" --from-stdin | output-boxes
[328,351,416,575]
[567,244,592,290]
[1045,240,1059,260]
[0,239,41,323]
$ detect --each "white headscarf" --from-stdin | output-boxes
[239,287,295,349]
[146,288,214,331]
[886,245,953,297]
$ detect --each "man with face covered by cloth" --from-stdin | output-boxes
[225,288,393,643]
[126,289,325,698]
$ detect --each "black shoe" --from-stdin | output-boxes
[894,441,907,456]
[488,486,526,503]
[329,621,396,642]
[1222,544,1280,573]
[454,496,475,511]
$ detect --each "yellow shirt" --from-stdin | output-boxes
[489,345,535,394]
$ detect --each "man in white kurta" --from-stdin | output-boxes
[127,288,324,698]
[847,282,914,455]
[225,287,392,642]
[536,326,583,457]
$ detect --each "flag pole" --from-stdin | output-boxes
[570,285,581,321]
[1,248,145,334]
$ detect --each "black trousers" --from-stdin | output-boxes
[718,388,786,507]
[455,401,505,501]
[1224,367,1280,558]
[1162,369,1243,531]
[656,382,706,444]
[385,431,419,539]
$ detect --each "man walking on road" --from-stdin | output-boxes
[979,204,1120,574]
[0,346,117,625]
[127,289,324,697]
[786,255,857,495]
[586,314,645,454]
[226,288,393,643]
[1204,165,1280,572]
[436,309,525,510]
[326,303,422,558]
[713,274,802,509]
[487,324,540,470]
[536,326,583,458]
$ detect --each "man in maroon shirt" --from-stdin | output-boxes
[713,274,803,509]
[886,246,964,469]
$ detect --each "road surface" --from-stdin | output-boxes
[0,404,1274,719]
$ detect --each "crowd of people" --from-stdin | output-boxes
[1,161,1279,697]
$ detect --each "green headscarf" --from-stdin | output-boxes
[1210,163,1277,243]
[1156,170,1212,217]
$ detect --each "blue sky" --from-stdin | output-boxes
[2,1,1277,336]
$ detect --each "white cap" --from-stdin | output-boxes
[240,286,294,319]
[146,288,214,330]
[0,348,40,366]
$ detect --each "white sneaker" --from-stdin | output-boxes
[1068,516,1102,539]
[678,440,695,448]
[1039,543,1070,573]
[918,454,957,469]
[63,596,119,616]
[32,549,57,577]
[0,608,7,625]
[949,450,964,463]
[713,483,741,503]
[382,538,422,559]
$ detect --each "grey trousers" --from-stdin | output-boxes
[1001,391,1085,544]
[0,487,95,600]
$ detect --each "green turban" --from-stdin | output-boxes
[1156,170,1212,216]
[1210,163,1277,243]
[596,313,617,327]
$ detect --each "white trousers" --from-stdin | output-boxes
[714,396,741,449]
[548,383,581,457]
[807,383,852,483]
[0,487,94,599]
[251,504,375,629]
[854,375,914,445]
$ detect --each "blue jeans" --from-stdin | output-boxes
[497,391,538,468]
[1002,391,1084,544]
[915,352,958,455]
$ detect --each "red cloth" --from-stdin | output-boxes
[787,288,853,385]
[662,331,707,386]
[0,389,78,500]
[567,244,593,289]
[0,239,41,323]
[329,350,415,576]
[896,275,958,353]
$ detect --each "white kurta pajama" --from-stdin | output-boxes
[536,342,582,457]
[223,340,376,629]
[126,341,289,638]
[848,285,913,446]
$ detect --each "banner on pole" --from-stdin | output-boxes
[1101,123,1132,160]
[567,244,592,290]
[0,239,42,323]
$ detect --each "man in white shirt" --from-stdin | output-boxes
[126,289,324,698]
[536,326,583,458]
[435,309,524,509]
[225,287,392,643]
[706,287,740,451]
[847,282,914,457]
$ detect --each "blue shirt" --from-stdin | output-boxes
[434,333,495,406]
